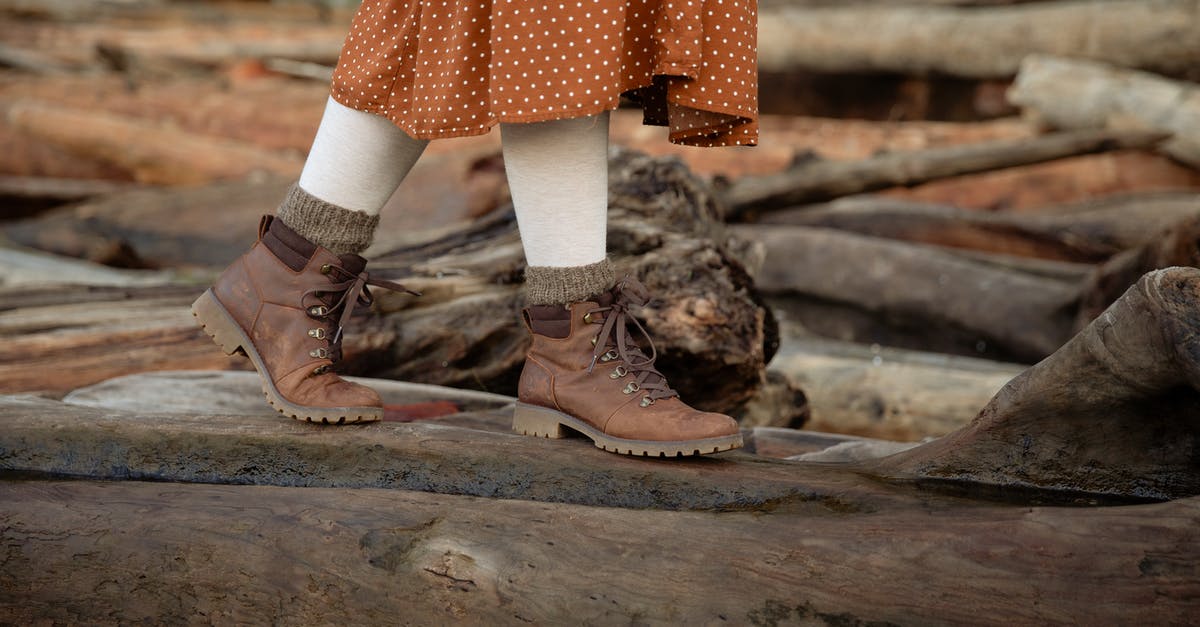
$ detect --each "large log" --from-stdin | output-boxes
[878,267,1200,499]
[760,192,1200,262]
[771,338,1023,440]
[3,478,1197,625]
[758,0,1200,80]
[3,101,304,185]
[1008,54,1200,168]
[879,148,1200,211]
[737,223,1081,362]
[721,128,1168,217]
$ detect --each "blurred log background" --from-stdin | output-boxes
[2,0,1199,443]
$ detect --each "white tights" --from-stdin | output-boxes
[299,97,608,268]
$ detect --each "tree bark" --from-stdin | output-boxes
[758,0,1200,80]
[721,128,1168,217]
[1008,54,1200,168]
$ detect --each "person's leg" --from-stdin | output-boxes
[278,96,429,255]
[193,97,427,424]
[501,111,614,303]
[502,112,740,456]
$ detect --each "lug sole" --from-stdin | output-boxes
[191,289,382,424]
[512,402,742,457]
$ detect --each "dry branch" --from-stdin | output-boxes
[758,0,1200,79]
[1009,54,1200,168]
[722,129,1167,217]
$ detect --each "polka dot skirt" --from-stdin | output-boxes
[329,0,758,147]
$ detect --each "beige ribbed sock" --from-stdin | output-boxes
[524,259,617,305]
[276,184,379,255]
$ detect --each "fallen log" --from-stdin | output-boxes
[771,338,1023,440]
[4,478,1197,625]
[758,0,1200,79]
[737,224,1081,362]
[3,101,304,185]
[721,128,1168,217]
[877,266,1200,499]
[879,148,1200,211]
[760,192,1200,263]
[1008,54,1200,168]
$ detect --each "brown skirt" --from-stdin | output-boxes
[329,0,758,147]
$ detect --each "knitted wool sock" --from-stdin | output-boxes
[501,112,611,304]
[276,184,379,256]
[524,259,617,306]
[298,96,428,216]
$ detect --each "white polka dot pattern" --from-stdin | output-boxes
[329,0,758,147]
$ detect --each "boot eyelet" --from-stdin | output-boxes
[583,312,594,324]
[312,365,330,375]
[320,264,333,275]
[622,382,640,395]
[609,365,628,379]
[310,348,329,359]
[308,306,329,317]
[308,328,326,339]
[599,349,618,362]
[590,335,598,347]
[640,396,655,408]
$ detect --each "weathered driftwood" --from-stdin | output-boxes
[721,128,1168,217]
[5,478,1198,626]
[760,192,1200,262]
[736,223,1081,362]
[1009,54,1200,168]
[771,338,1023,441]
[4,101,304,185]
[758,0,1200,79]
[877,267,1200,499]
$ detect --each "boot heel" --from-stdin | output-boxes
[191,289,245,356]
[513,403,567,439]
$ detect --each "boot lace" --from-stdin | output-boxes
[585,277,679,407]
[301,261,419,371]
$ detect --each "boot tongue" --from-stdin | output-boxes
[337,253,367,275]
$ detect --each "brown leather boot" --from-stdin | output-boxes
[514,277,742,456]
[191,215,416,424]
